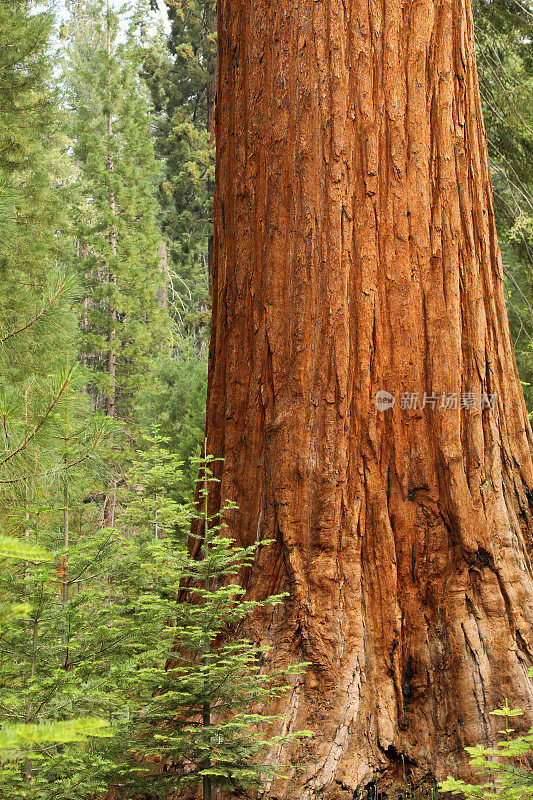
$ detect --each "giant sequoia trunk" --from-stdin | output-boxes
[206,0,533,794]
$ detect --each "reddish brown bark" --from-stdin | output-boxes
[206,0,533,795]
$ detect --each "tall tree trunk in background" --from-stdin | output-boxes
[103,4,117,529]
[206,0,533,794]
[105,9,117,421]
[157,242,169,310]
[205,0,216,142]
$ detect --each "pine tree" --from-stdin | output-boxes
[0,326,113,795]
[0,533,109,775]
[96,450,308,800]
[64,0,171,421]
[0,1,75,386]
[0,5,115,789]
[135,349,207,503]
[124,423,189,539]
[142,0,215,345]
[473,0,533,410]
[0,428,308,799]
[0,1,55,176]
[0,0,93,499]
[134,0,215,502]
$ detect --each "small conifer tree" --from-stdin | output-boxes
[98,446,309,799]
[441,689,533,800]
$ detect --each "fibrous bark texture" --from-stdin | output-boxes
[207,0,533,795]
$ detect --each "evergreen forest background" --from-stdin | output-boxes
[0,0,531,796]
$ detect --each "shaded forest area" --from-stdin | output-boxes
[0,0,532,798]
